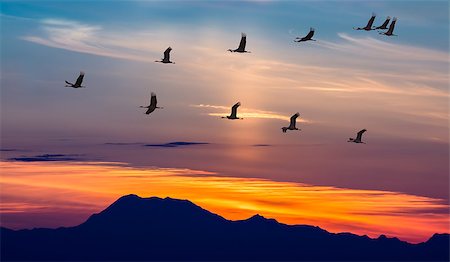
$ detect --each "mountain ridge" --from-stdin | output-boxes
[1,194,449,261]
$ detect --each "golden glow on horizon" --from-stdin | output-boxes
[0,160,448,243]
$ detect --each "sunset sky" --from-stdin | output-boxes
[1,1,449,244]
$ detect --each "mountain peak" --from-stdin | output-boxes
[81,194,225,229]
[248,214,266,220]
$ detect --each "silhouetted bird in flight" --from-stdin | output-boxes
[155,47,175,64]
[140,92,163,115]
[354,13,376,31]
[65,71,85,88]
[379,17,397,36]
[282,112,300,133]
[222,102,242,119]
[374,16,391,30]
[348,129,367,143]
[295,28,316,42]
[228,33,250,53]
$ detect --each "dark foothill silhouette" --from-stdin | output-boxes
[380,17,397,36]
[295,28,316,42]
[354,13,377,31]
[228,33,250,53]
[140,92,163,115]
[155,47,175,64]
[222,102,242,120]
[348,129,367,143]
[282,112,300,133]
[65,71,85,88]
[374,16,391,30]
[1,195,448,261]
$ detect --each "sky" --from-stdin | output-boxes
[0,0,449,244]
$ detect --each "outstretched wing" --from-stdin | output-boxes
[366,13,376,28]
[376,16,391,29]
[75,72,85,86]
[163,47,172,61]
[65,80,73,86]
[150,92,157,107]
[289,112,300,128]
[387,17,397,33]
[238,33,246,51]
[356,129,367,141]
[231,102,241,118]
[146,107,156,115]
[304,28,314,39]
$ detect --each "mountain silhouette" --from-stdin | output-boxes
[1,194,448,261]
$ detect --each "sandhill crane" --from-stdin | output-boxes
[295,28,316,42]
[140,92,163,115]
[374,16,391,30]
[348,129,367,143]
[228,33,250,53]
[222,102,242,120]
[380,17,397,36]
[65,71,85,88]
[155,47,175,64]
[282,112,300,133]
[354,13,376,31]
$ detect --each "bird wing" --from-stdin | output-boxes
[238,33,246,51]
[65,80,73,86]
[231,102,241,117]
[304,28,314,39]
[387,17,397,33]
[150,92,157,107]
[356,129,367,140]
[75,72,85,86]
[379,16,391,28]
[163,47,172,61]
[289,112,300,128]
[366,13,376,28]
[146,106,156,115]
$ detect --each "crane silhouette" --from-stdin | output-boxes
[155,47,175,64]
[374,16,391,30]
[354,13,376,31]
[222,102,242,120]
[348,129,367,143]
[379,17,397,36]
[295,28,316,42]
[65,71,85,88]
[140,92,163,115]
[282,112,300,133]
[228,33,250,53]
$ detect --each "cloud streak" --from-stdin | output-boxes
[192,104,310,122]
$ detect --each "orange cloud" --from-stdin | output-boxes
[1,161,448,243]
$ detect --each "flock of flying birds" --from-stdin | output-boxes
[65,13,398,144]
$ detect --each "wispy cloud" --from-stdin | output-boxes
[1,160,448,243]
[191,104,310,122]
[144,142,209,148]
[22,18,155,62]
[319,33,449,63]
[9,154,84,162]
